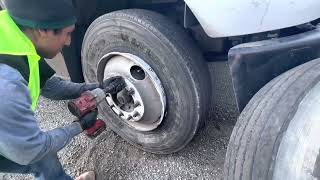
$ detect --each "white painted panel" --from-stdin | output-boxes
[184,0,320,38]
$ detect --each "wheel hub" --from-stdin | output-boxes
[98,52,166,131]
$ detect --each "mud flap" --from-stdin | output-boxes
[228,28,320,111]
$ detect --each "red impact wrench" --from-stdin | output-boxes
[67,77,126,138]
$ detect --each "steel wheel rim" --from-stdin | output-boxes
[97,52,166,131]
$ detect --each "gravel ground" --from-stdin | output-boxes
[0,61,238,180]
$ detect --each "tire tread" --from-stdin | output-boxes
[225,58,320,179]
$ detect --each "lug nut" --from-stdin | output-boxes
[127,88,135,95]
[134,102,141,108]
[133,111,140,117]
[127,115,133,121]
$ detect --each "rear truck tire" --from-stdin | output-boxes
[224,58,320,179]
[81,9,211,154]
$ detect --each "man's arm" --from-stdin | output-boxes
[0,66,83,165]
[39,57,98,100]
[41,75,99,100]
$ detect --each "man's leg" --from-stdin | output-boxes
[30,153,73,180]
[0,154,73,180]
[0,156,33,174]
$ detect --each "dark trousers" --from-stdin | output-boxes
[0,153,72,180]
[62,25,86,83]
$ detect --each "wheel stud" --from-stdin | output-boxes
[133,111,140,117]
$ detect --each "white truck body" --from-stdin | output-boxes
[185,0,320,38]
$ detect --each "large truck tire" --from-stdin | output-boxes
[224,58,320,179]
[81,9,211,154]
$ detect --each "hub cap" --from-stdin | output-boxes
[97,52,166,131]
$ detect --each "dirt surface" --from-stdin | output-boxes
[0,61,238,180]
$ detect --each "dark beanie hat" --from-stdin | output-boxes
[4,0,76,29]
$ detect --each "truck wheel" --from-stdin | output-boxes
[81,9,211,154]
[224,58,320,179]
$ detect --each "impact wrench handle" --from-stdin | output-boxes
[85,119,106,138]
[68,77,126,138]
[68,90,107,139]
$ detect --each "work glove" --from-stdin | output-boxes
[78,110,98,130]
[80,83,99,95]
[100,76,126,94]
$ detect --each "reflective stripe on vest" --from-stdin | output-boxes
[0,10,40,111]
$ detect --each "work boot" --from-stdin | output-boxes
[75,171,95,180]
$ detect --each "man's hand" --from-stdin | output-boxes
[78,110,98,130]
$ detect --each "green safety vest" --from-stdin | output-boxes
[0,10,40,111]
